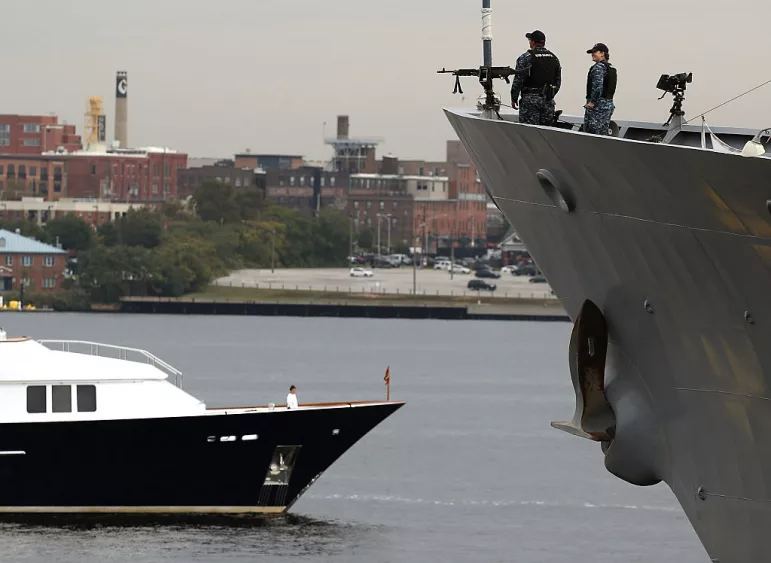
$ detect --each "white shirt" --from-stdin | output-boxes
[286,393,298,410]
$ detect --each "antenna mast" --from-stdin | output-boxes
[482,0,492,67]
[437,0,514,119]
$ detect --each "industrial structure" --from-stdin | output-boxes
[324,115,381,174]
[114,71,128,149]
[83,96,106,151]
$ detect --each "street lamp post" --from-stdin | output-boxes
[271,229,276,274]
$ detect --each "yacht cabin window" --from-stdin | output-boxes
[26,384,97,414]
[26,386,46,414]
[77,385,97,412]
[52,385,72,413]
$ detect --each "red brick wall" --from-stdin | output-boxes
[0,115,82,155]
[0,252,67,291]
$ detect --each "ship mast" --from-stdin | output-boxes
[437,0,515,119]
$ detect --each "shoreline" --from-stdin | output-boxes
[118,289,569,322]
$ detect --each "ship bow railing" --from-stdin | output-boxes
[38,340,183,388]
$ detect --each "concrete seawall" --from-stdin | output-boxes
[120,297,570,322]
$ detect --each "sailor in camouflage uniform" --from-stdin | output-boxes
[583,43,617,135]
[510,30,562,126]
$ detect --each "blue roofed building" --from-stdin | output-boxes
[0,229,67,292]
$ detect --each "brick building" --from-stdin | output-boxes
[234,153,304,170]
[0,115,81,155]
[178,161,267,199]
[347,187,414,250]
[0,147,187,202]
[264,167,348,216]
[0,229,67,292]
[0,197,146,228]
[373,140,488,251]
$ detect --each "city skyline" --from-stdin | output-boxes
[4,0,770,161]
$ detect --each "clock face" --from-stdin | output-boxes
[117,78,128,96]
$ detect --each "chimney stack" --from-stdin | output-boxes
[114,71,128,149]
[336,115,349,140]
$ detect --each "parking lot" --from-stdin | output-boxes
[213,267,555,299]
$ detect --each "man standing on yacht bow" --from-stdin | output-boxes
[583,43,617,135]
[287,385,299,409]
[510,30,562,126]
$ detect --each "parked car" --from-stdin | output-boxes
[467,279,497,292]
[529,274,548,283]
[350,267,374,278]
[475,268,501,279]
[515,264,537,276]
[500,265,519,275]
[433,261,451,270]
[451,264,471,274]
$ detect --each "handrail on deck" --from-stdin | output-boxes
[38,340,183,388]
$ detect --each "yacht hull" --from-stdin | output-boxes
[445,108,771,563]
[0,401,402,514]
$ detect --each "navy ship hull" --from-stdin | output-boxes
[0,401,402,514]
[446,108,771,563]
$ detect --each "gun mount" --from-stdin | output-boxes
[437,66,515,116]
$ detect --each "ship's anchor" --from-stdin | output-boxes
[551,300,616,442]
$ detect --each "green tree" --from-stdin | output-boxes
[0,219,46,241]
[193,182,241,224]
[153,232,223,296]
[43,215,93,251]
[357,229,374,251]
[98,208,163,249]
[234,188,265,221]
[311,209,349,266]
[78,245,159,303]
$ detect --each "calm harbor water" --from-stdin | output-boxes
[0,314,705,562]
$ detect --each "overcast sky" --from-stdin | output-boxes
[5,1,770,161]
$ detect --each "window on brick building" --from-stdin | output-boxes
[366,201,372,209]
[354,201,359,209]
[29,166,36,176]
[23,124,40,133]
[44,256,54,267]
[4,256,12,267]
[40,167,48,180]
[379,201,384,210]
[152,183,159,195]
[18,165,26,178]
[23,139,40,147]
[53,167,62,180]
[53,182,61,193]
[330,176,335,187]
[7,165,14,178]
[0,125,10,147]
[22,256,32,267]
[22,278,33,289]
[42,278,56,289]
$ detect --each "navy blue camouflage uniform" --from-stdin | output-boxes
[583,61,615,135]
[510,47,562,126]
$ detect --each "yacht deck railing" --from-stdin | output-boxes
[38,340,183,388]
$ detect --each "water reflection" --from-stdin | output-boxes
[0,513,382,560]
